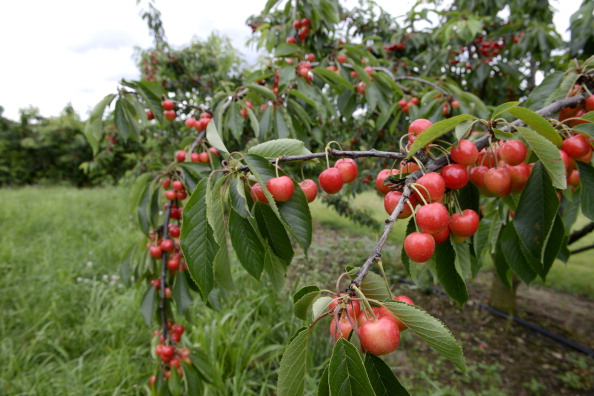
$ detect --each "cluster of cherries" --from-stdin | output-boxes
[149,323,191,386]
[175,146,219,165]
[560,91,594,127]
[151,99,214,132]
[329,294,415,356]
[286,17,311,43]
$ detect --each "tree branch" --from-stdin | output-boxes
[570,243,594,255]
[160,203,172,344]
[569,222,594,244]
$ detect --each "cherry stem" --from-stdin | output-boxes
[452,191,464,214]
[275,157,281,178]
[410,183,430,205]
[351,285,377,321]
[335,272,349,295]
[376,258,394,300]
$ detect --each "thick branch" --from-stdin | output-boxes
[569,222,594,244]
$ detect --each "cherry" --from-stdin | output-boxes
[171,324,185,336]
[415,202,450,234]
[162,178,171,189]
[392,296,415,331]
[176,191,187,200]
[293,19,302,29]
[469,165,489,189]
[329,293,361,320]
[451,139,478,166]
[149,376,156,388]
[172,180,184,191]
[330,318,352,341]
[559,149,575,175]
[432,227,450,244]
[404,232,436,262]
[286,37,297,44]
[440,164,469,190]
[337,54,347,64]
[164,110,176,121]
[357,307,393,327]
[195,118,209,131]
[300,18,311,28]
[408,119,433,135]
[199,152,210,164]
[375,169,399,194]
[562,135,591,159]
[586,95,594,112]
[384,191,416,218]
[356,82,366,94]
[499,140,527,166]
[167,258,179,271]
[505,162,531,185]
[414,172,446,203]
[185,117,196,128]
[266,176,294,202]
[162,100,174,111]
[577,149,592,163]
[568,169,580,185]
[164,287,172,298]
[319,168,344,194]
[176,151,187,162]
[449,209,480,238]
[334,158,358,183]
[306,53,315,62]
[477,147,499,168]
[398,99,407,108]
[409,97,420,105]
[359,316,400,356]
[190,152,200,162]
[451,100,460,109]
[364,66,374,75]
[250,183,269,203]
[299,179,318,203]
[165,190,177,201]
[149,246,163,259]
[209,147,220,156]
[146,110,155,120]
[483,167,512,197]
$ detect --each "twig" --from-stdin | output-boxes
[569,222,594,244]
[570,243,594,254]
[160,203,172,344]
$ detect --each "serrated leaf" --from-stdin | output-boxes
[312,296,334,320]
[578,161,594,220]
[507,107,563,147]
[328,338,375,396]
[515,127,566,189]
[181,361,204,395]
[132,80,167,123]
[275,43,299,57]
[248,138,313,158]
[246,107,260,138]
[433,240,469,304]
[255,202,294,263]
[226,103,244,141]
[525,72,564,110]
[347,268,390,300]
[313,67,354,91]
[246,83,277,100]
[264,251,287,292]
[364,353,410,396]
[318,366,330,396]
[229,178,251,218]
[181,178,219,298]
[452,241,471,279]
[228,208,265,279]
[172,271,193,315]
[275,109,290,138]
[277,328,309,396]
[168,365,183,396]
[293,285,321,320]
[206,119,229,154]
[406,115,476,158]
[514,161,559,263]
[84,93,116,154]
[454,119,475,140]
[500,223,537,284]
[383,301,467,373]
[140,285,157,326]
[491,101,520,120]
[207,176,234,291]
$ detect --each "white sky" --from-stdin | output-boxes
[0,0,580,121]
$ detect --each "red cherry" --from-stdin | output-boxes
[586,95,594,112]
[329,293,361,320]
[499,140,527,166]
[161,239,175,252]
[146,110,155,120]
[190,152,200,162]
[577,149,592,163]
[149,246,163,259]
[415,202,450,235]
[440,164,469,190]
[398,99,408,108]
[208,147,220,156]
[449,209,480,238]
[172,180,184,191]
[384,191,416,218]
[167,258,179,271]
[176,151,187,162]
[451,100,460,109]
[176,191,187,200]
[409,97,420,105]
[293,19,303,30]
[375,169,399,195]
[300,18,311,28]
[432,227,450,244]
[240,108,248,119]
[168,224,181,238]
[337,54,347,64]
[164,110,176,121]
[149,376,156,388]
[329,318,353,341]
[408,119,433,135]
[195,118,209,131]
[414,172,446,203]
[477,147,499,168]
[306,53,315,62]
[286,37,297,44]
[200,112,212,119]
[483,167,512,197]
[162,100,175,111]
[568,170,580,185]
[562,135,591,159]
[250,183,269,203]
[364,66,374,75]
[356,82,366,94]
[334,158,358,183]
[266,176,294,202]
[165,190,177,201]
[359,317,400,356]
[392,296,415,330]
[505,163,531,185]
[319,168,344,194]
[162,178,171,189]
[171,324,185,336]
[197,152,209,164]
[185,117,196,128]
[299,179,318,203]
[469,165,489,189]
[404,232,435,262]
[451,140,479,166]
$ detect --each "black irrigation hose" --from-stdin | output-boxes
[395,277,594,358]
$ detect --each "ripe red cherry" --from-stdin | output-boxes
[329,293,361,319]
[171,324,185,336]
[398,99,407,108]
[469,165,489,189]
[164,110,176,121]
[266,176,294,202]
[505,163,531,185]
[319,168,344,194]
[300,18,311,28]
[306,53,315,62]
[364,66,374,75]
[440,164,469,190]
[176,191,187,200]
[451,139,479,166]
[375,169,399,194]
[185,117,196,128]
[162,178,171,189]
[384,191,416,218]
[167,258,179,271]
[415,202,450,234]
[162,100,175,111]
[408,119,433,135]
[199,152,210,164]
[483,167,512,197]
[568,170,580,185]
[165,190,177,201]
[499,140,527,166]
[161,239,175,252]
[432,227,450,244]
[414,172,446,203]
[172,180,184,191]
[149,375,156,388]
[357,307,396,328]
[451,100,460,109]
[577,149,592,163]
[286,37,297,44]
[404,232,436,262]
[334,158,358,183]
[250,183,269,203]
[409,97,420,105]
[586,95,594,112]
[337,54,347,64]
[392,296,415,331]
[299,179,318,203]
[176,151,187,162]
[449,209,480,238]
[146,110,155,120]
[330,318,353,341]
[190,153,200,162]
[168,224,180,238]
[149,246,163,259]
[195,118,209,131]
[562,135,591,159]
[359,316,400,356]
[356,82,366,94]
[208,147,220,156]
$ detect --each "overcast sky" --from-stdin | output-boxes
[0,0,580,121]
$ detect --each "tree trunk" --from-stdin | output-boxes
[489,272,519,315]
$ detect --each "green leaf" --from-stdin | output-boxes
[293,286,321,320]
[181,361,204,396]
[114,96,141,141]
[135,179,153,237]
[229,178,251,218]
[542,215,566,277]
[347,268,390,301]
[452,241,471,279]
[433,240,469,304]
[493,128,515,140]
[312,296,333,320]
[228,208,265,279]
[277,328,309,396]
[84,93,115,154]
[313,67,354,91]
[406,115,476,158]
[364,353,410,396]
[246,83,277,100]
[275,43,299,57]
[255,202,294,264]
[172,271,193,315]
[140,285,157,326]
[577,161,594,220]
[275,109,290,138]
[259,105,273,140]
[500,223,537,284]
[226,103,244,141]
[181,178,219,298]
[168,365,184,396]
[318,366,330,396]
[454,119,474,140]
[206,119,229,154]
[493,249,513,289]
[491,101,519,120]
[514,161,559,263]
[515,127,566,189]
[207,176,234,291]
[132,80,167,123]
[328,338,375,396]
[525,72,564,110]
[244,154,312,251]
[248,138,312,158]
[246,107,260,137]
[383,301,467,373]
[264,251,287,292]
[506,107,563,147]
